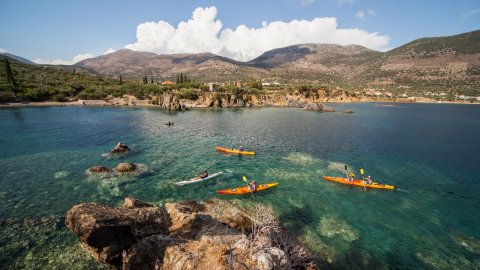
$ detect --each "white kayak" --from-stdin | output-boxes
[175,171,223,186]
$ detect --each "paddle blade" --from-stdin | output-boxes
[242,176,247,182]
[344,165,347,171]
[360,168,364,175]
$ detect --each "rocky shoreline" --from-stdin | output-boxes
[1,90,476,111]
[65,197,316,270]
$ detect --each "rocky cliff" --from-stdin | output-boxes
[65,198,315,270]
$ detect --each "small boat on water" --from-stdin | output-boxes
[215,146,255,156]
[323,176,395,190]
[175,171,223,186]
[217,182,278,194]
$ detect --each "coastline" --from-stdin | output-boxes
[1,98,478,109]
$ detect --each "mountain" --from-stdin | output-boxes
[76,49,268,81]
[75,30,480,94]
[1,52,36,65]
[361,30,480,93]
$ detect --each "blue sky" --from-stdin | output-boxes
[0,0,478,63]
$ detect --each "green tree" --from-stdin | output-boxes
[142,74,148,84]
[176,74,180,83]
[151,77,153,84]
[119,75,123,85]
[180,73,184,84]
[4,58,17,88]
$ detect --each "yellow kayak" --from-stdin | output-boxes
[216,146,255,156]
[323,176,395,190]
[217,183,278,195]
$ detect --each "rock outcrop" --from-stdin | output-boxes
[89,166,112,173]
[65,198,314,270]
[302,102,335,112]
[110,142,130,154]
[158,93,187,111]
[115,162,137,173]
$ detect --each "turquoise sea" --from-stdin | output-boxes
[0,104,479,269]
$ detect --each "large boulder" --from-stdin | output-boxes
[115,162,137,173]
[89,166,112,173]
[65,199,171,267]
[110,142,130,154]
[302,103,335,112]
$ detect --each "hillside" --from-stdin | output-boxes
[73,30,480,95]
[76,49,268,81]
[361,30,480,95]
[0,52,35,65]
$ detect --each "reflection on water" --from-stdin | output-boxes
[0,104,479,269]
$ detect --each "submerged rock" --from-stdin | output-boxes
[343,110,354,114]
[110,142,130,154]
[89,166,112,173]
[115,162,136,173]
[317,215,358,242]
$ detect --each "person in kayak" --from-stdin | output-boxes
[200,170,208,179]
[347,172,355,182]
[365,176,373,185]
[249,180,257,191]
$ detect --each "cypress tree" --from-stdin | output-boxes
[119,75,123,85]
[151,77,153,84]
[143,74,148,84]
[176,74,180,83]
[180,73,183,84]
[4,58,17,87]
[183,74,187,83]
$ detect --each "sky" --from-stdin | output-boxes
[0,0,479,64]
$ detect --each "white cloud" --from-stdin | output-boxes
[336,0,355,7]
[0,48,7,53]
[126,6,391,61]
[33,53,93,65]
[104,48,116,55]
[355,11,365,20]
[356,9,376,21]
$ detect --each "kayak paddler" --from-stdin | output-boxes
[347,172,355,182]
[199,170,209,179]
[248,180,257,191]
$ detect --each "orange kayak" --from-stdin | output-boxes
[216,146,255,156]
[217,183,278,195]
[323,176,395,190]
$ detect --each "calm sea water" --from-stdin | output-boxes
[0,104,479,269]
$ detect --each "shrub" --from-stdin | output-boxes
[53,93,67,102]
[176,89,199,100]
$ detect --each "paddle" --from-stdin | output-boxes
[360,168,366,191]
[344,165,348,179]
[242,175,256,199]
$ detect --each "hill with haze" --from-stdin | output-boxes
[74,30,480,94]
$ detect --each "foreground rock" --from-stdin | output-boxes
[66,198,316,269]
[115,162,137,173]
[110,142,130,154]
